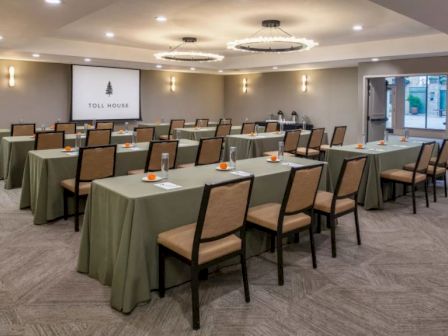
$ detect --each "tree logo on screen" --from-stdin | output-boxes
[105,81,113,96]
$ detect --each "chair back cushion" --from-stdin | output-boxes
[195,119,209,127]
[197,137,223,165]
[215,124,232,137]
[135,127,154,142]
[436,139,448,166]
[147,141,178,171]
[285,165,323,213]
[416,142,435,172]
[79,146,116,181]
[308,128,325,149]
[241,122,256,134]
[86,129,111,146]
[55,123,76,135]
[336,156,367,197]
[36,131,64,150]
[219,118,232,125]
[96,122,114,130]
[331,126,346,146]
[11,124,35,136]
[284,130,301,152]
[265,122,278,133]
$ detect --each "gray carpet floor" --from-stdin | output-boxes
[1,180,448,336]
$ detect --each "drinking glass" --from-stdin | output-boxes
[229,146,237,169]
[278,141,285,161]
[384,130,389,142]
[84,123,89,135]
[279,121,284,133]
[404,128,409,140]
[125,121,129,133]
[75,133,81,150]
[131,131,136,145]
[161,153,169,179]
[41,123,46,131]
[302,120,307,130]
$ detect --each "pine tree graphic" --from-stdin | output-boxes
[105,81,113,96]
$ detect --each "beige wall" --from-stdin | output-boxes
[224,67,360,144]
[0,60,224,128]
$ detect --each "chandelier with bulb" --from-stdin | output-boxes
[155,37,224,62]
[227,20,318,53]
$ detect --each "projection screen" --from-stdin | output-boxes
[71,65,141,121]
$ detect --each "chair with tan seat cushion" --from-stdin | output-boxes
[195,118,209,127]
[381,141,435,214]
[219,118,232,125]
[241,122,256,134]
[265,122,278,133]
[178,137,223,168]
[55,122,76,135]
[403,139,447,202]
[320,126,347,153]
[158,176,254,330]
[296,128,325,159]
[159,119,185,140]
[96,121,114,130]
[264,129,301,157]
[128,140,178,175]
[61,145,116,232]
[247,164,324,285]
[214,123,232,137]
[35,131,65,150]
[314,156,367,258]
[11,123,36,136]
[134,126,155,142]
[86,129,111,146]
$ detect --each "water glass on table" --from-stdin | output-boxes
[278,141,285,161]
[229,146,237,170]
[161,153,169,179]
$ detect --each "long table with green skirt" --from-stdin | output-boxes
[77,156,327,313]
[325,139,432,210]
[0,129,10,179]
[19,139,199,224]
[1,131,135,189]
[139,121,219,138]
[223,131,328,160]
[177,125,242,140]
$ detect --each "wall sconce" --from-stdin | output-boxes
[8,66,15,87]
[242,78,248,94]
[301,75,308,93]
[169,76,176,92]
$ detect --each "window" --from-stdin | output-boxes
[404,75,447,130]
[385,77,395,129]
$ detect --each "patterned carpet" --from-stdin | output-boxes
[1,180,448,335]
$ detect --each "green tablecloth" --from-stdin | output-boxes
[223,131,328,160]
[77,156,327,313]
[19,139,199,224]
[1,132,134,189]
[0,129,10,179]
[325,139,433,210]
[139,121,219,138]
[177,126,242,140]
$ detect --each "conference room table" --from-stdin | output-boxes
[139,121,219,138]
[1,131,135,189]
[77,156,327,313]
[223,130,328,160]
[325,138,435,210]
[177,125,242,140]
[0,129,9,179]
[20,139,199,225]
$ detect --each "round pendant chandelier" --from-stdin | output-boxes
[154,37,224,62]
[227,20,318,53]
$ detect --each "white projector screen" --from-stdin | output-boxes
[71,65,140,121]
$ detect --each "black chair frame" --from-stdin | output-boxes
[34,130,65,150]
[144,140,179,172]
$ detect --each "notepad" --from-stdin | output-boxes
[65,152,78,156]
[281,162,303,168]
[154,182,182,190]
[230,171,251,177]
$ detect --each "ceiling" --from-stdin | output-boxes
[0,0,446,73]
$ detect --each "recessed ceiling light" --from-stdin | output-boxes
[272,66,278,70]
[105,32,115,38]
[45,0,61,4]
[353,24,363,31]
[371,57,379,62]
[155,16,167,22]
[156,64,163,69]
[84,58,91,62]
[32,53,40,58]
[190,67,196,71]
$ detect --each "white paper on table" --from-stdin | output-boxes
[154,182,182,190]
[230,171,251,177]
[66,152,78,156]
[281,162,303,168]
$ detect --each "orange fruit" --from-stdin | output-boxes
[219,162,228,170]
[147,173,157,181]
[356,143,363,149]
[124,143,130,148]
[271,155,278,161]
[64,146,72,151]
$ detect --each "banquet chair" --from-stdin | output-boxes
[246,164,324,285]
[128,140,178,174]
[296,128,325,159]
[61,145,116,232]
[241,122,256,134]
[195,118,209,127]
[35,131,65,150]
[178,137,224,168]
[403,139,447,202]
[265,122,278,133]
[96,121,114,130]
[381,142,435,214]
[11,123,35,136]
[86,129,111,146]
[219,118,232,125]
[320,126,347,155]
[160,119,185,140]
[215,123,232,137]
[158,176,254,330]
[314,156,367,258]
[55,122,77,135]
[264,129,301,158]
[134,126,155,142]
